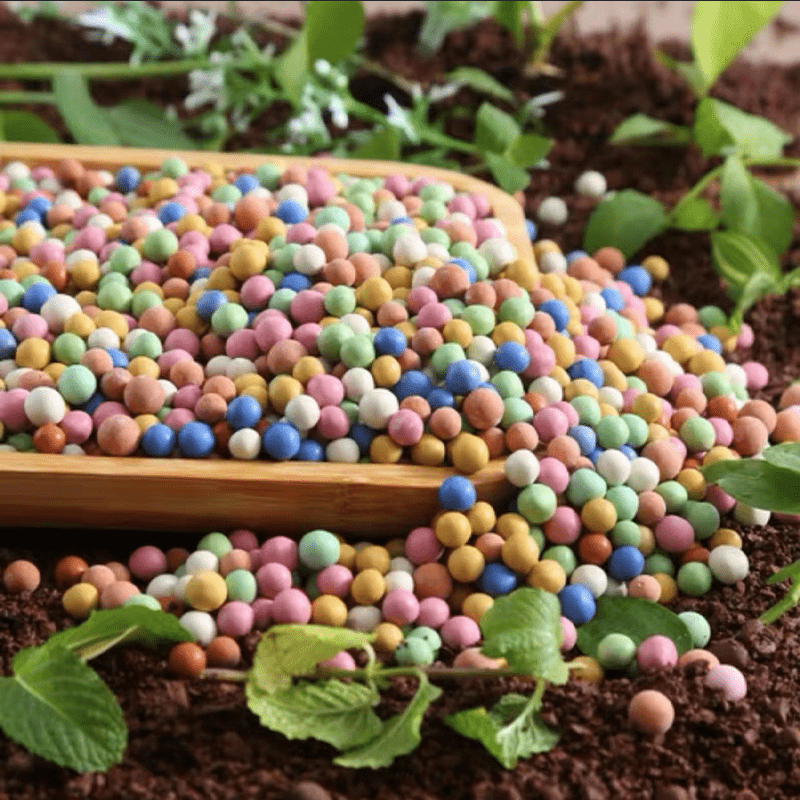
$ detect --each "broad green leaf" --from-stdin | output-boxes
[274,30,309,105]
[417,0,492,55]
[670,197,719,231]
[246,679,382,750]
[0,644,126,773]
[102,99,195,149]
[701,459,800,514]
[0,110,60,143]
[576,596,693,657]
[446,691,559,768]
[475,102,520,154]
[507,133,552,167]
[53,69,120,146]
[305,0,365,66]
[350,126,401,160]
[720,155,760,236]
[762,442,800,472]
[654,49,707,97]
[492,0,528,45]
[582,190,668,259]
[480,587,569,684]
[609,113,691,146]
[710,229,781,297]
[247,624,374,695]
[694,97,791,159]
[691,1,783,95]
[484,152,530,193]
[45,606,194,661]
[751,176,795,255]
[447,66,514,102]
[334,671,442,768]
[729,270,782,329]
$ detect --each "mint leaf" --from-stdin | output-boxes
[480,587,569,684]
[484,152,530,193]
[53,69,120,146]
[305,0,365,66]
[0,110,60,143]
[694,98,791,159]
[508,133,552,168]
[334,671,442,768]
[447,66,514,103]
[475,102,520,154]
[446,690,559,769]
[729,271,782,329]
[46,606,194,661]
[103,99,195,149]
[710,229,781,297]
[582,190,668,259]
[0,644,126,773]
[247,624,374,695]
[247,679,382,750]
[701,459,800,514]
[762,443,800,472]
[670,197,719,231]
[609,113,691,146]
[750,176,794,255]
[350,126,401,160]
[720,155,761,235]
[691,1,783,95]
[576,596,693,658]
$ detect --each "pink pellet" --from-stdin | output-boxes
[128,545,168,581]
[405,527,443,565]
[261,536,298,570]
[636,635,678,672]
[382,589,420,626]
[251,598,273,629]
[271,588,312,624]
[654,515,695,554]
[387,408,424,446]
[705,664,747,701]
[316,564,353,597]
[533,406,569,441]
[240,275,275,309]
[319,650,357,671]
[440,615,481,650]
[560,616,577,651]
[217,601,255,637]
[537,456,570,494]
[256,562,293,599]
[417,597,450,629]
[316,405,350,440]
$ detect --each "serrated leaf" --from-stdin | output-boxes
[609,113,691,146]
[576,596,693,658]
[582,190,668,259]
[0,110,60,143]
[247,625,374,695]
[691,1,783,95]
[762,442,800,472]
[446,691,559,768]
[729,270,782,329]
[694,97,791,159]
[475,102,520,154]
[670,197,719,231]
[0,644,126,773]
[507,133,552,167]
[447,66,514,102]
[720,155,760,235]
[480,587,569,684]
[246,679,382,750]
[701,459,800,514]
[750,176,794,255]
[334,671,442,768]
[710,229,781,297]
[53,69,120,146]
[46,606,194,661]
[350,125,401,160]
[484,152,530,193]
[305,0,365,66]
[102,99,195,149]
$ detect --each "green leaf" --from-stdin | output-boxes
[701,459,800,514]
[475,102,520,154]
[247,624,374,695]
[274,30,309,105]
[609,113,692,147]
[492,1,528,45]
[446,66,514,102]
[762,442,800,472]
[694,97,791,159]
[0,644,126,773]
[102,99,195,150]
[46,606,194,661]
[750,176,795,255]
[305,0,365,66]
[654,49,707,97]
[484,152,530,193]
[53,69,120,146]
[576,596,693,658]
[350,126,401,160]
[729,270,782,329]
[720,155,761,236]
[0,110,60,143]
[691,1,783,95]
[670,197,720,231]
[710,229,781,297]
[417,1,492,56]
[446,690,559,769]
[582,190,669,259]
[246,679,382,750]
[480,587,569,684]
[507,133,552,167]
[334,671,442,768]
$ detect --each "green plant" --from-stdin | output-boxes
[0,1,558,193]
[584,0,800,330]
[701,441,800,623]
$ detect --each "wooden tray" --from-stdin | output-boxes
[0,143,533,537]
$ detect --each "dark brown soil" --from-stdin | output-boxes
[1,7,800,800]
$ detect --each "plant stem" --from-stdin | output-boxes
[0,59,212,81]
[0,91,55,104]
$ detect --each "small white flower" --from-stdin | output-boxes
[174,9,216,54]
[524,90,564,119]
[427,82,460,103]
[384,94,419,143]
[231,106,252,134]
[328,96,349,129]
[314,59,332,77]
[77,7,134,42]
[184,68,226,111]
